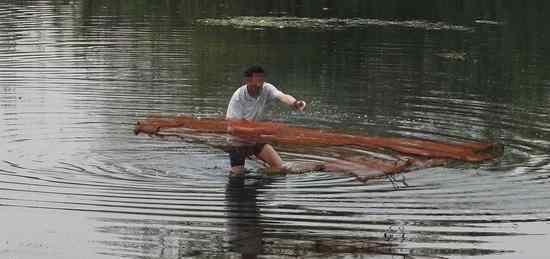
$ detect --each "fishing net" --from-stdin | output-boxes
[135,115,502,181]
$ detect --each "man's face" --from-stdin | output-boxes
[247,73,265,89]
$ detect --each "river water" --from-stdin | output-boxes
[1,1,549,258]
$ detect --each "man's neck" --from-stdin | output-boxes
[246,84,262,97]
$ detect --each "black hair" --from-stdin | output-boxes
[244,65,265,77]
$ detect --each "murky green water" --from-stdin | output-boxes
[1,1,549,258]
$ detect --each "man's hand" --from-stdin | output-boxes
[279,93,306,112]
[293,100,307,112]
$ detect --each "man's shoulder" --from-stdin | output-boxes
[263,82,276,89]
[235,84,247,92]
[262,82,283,99]
[231,85,247,98]
[262,82,280,94]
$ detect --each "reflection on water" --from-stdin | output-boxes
[1,0,550,258]
[225,176,263,258]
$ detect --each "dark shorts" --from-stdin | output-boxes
[228,143,266,167]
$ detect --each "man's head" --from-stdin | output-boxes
[244,65,265,91]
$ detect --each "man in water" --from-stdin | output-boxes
[226,65,306,175]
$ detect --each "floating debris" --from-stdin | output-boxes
[474,19,504,25]
[196,16,474,32]
[435,51,467,61]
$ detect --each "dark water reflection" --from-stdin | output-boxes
[1,1,550,258]
[225,176,263,258]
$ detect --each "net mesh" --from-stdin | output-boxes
[135,115,502,181]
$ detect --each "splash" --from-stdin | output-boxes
[196,16,474,32]
[135,115,502,181]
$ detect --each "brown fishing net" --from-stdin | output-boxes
[135,115,502,181]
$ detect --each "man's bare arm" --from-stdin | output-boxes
[278,93,307,112]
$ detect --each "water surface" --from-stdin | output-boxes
[1,1,550,258]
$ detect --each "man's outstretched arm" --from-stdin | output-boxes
[278,93,307,112]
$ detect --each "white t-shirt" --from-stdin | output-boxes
[226,83,283,121]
